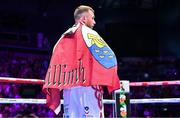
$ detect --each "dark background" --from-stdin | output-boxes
[0,0,180,58]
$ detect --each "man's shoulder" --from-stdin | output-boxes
[63,24,80,35]
[81,25,98,36]
[81,25,103,47]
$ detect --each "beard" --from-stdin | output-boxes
[87,24,94,29]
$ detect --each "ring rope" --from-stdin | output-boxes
[1,77,179,118]
[130,80,180,86]
[0,77,44,84]
[0,98,180,104]
[0,77,180,108]
[0,77,180,86]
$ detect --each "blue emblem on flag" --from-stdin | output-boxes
[90,44,117,68]
[84,32,117,69]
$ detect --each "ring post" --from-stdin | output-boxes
[114,80,130,118]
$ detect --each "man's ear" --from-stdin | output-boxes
[80,16,86,23]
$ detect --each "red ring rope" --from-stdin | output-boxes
[0,77,179,86]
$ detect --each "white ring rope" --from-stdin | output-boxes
[0,98,180,104]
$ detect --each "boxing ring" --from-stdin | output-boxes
[0,77,180,117]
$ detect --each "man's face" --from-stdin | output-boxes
[84,10,96,29]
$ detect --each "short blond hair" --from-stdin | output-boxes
[74,5,94,21]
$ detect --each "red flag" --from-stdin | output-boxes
[42,23,120,114]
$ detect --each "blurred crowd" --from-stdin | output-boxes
[0,51,179,117]
[118,57,180,81]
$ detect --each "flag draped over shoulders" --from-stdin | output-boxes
[42,23,120,114]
